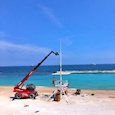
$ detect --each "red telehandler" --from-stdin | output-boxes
[13,51,59,99]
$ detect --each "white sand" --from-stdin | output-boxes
[0,86,115,115]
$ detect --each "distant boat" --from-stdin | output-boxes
[92,62,96,65]
[31,64,34,66]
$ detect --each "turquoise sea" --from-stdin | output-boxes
[0,64,115,90]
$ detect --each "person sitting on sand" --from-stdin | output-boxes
[73,89,81,95]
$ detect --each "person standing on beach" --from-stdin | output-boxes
[52,77,56,86]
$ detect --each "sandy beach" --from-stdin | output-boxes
[0,86,115,115]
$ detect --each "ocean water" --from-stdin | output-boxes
[0,64,115,90]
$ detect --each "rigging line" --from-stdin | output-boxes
[60,40,62,85]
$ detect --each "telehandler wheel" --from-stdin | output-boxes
[15,93,22,99]
[29,94,35,99]
[35,91,38,96]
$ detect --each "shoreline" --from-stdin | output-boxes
[0,86,115,97]
[0,85,115,90]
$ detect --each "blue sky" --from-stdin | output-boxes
[0,0,115,66]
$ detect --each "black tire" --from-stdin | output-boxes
[15,93,22,99]
[29,94,35,99]
[35,91,38,96]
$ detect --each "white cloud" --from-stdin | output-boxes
[60,35,77,45]
[0,40,59,66]
[62,38,73,45]
[0,40,51,54]
[39,4,63,27]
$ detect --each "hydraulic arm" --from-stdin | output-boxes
[14,51,59,91]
